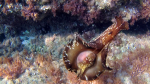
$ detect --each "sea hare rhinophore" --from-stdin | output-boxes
[63,16,129,80]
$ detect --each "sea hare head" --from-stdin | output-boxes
[77,50,96,77]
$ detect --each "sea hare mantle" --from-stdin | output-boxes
[63,16,129,81]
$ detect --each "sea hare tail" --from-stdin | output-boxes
[115,16,129,30]
[121,21,129,30]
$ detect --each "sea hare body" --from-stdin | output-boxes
[63,16,129,80]
[89,16,129,49]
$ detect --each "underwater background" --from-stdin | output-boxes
[0,0,150,84]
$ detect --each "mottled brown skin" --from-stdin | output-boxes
[89,16,129,49]
[63,16,129,81]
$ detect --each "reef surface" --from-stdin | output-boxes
[0,0,150,84]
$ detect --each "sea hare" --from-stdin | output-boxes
[63,16,129,80]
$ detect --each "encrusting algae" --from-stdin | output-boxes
[34,53,66,84]
[0,51,30,79]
